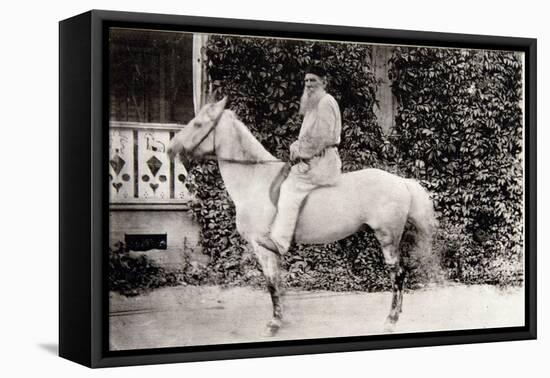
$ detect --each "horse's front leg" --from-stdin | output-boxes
[253,243,283,336]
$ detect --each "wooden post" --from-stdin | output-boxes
[371,46,398,134]
[193,34,210,115]
[159,51,166,123]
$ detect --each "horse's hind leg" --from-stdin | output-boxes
[253,244,283,336]
[374,228,406,329]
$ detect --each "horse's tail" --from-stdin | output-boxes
[404,179,441,281]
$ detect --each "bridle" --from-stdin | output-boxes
[184,110,283,165]
[185,107,226,158]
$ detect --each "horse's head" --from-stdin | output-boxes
[167,97,228,163]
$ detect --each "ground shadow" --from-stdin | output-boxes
[38,343,58,356]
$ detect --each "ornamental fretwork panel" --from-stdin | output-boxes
[109,122,191,203]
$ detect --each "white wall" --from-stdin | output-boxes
[1,0,546,376]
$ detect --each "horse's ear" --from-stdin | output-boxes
[216,96,228,109]
[209,96,228,119]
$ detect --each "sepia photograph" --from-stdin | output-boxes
[107,26,526,351]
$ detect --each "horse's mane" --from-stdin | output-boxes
[218,110,277,162]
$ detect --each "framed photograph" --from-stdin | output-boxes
[59,10,536,368]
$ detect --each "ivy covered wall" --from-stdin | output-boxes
[182,37,524,290]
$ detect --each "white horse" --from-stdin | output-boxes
[168,98,437,335]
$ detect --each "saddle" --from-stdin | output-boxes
[269,163,291,206]
[268,146,340,206]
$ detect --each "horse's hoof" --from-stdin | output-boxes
[383,321,396,333]
[383,315,398,333]
[262,319,282,337]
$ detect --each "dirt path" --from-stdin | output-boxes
[109,284,524,351]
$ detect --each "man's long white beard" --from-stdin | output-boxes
[299,88,326,115]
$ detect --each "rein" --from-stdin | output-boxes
[209,156,283,164]
[187,110,283,165]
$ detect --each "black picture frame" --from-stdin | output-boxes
[59,9,537,368]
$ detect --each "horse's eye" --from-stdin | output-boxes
[194,121,202,128]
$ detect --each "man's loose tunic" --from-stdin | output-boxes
[269,92,343,253]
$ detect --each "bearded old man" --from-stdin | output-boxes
[258,65,342,254]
